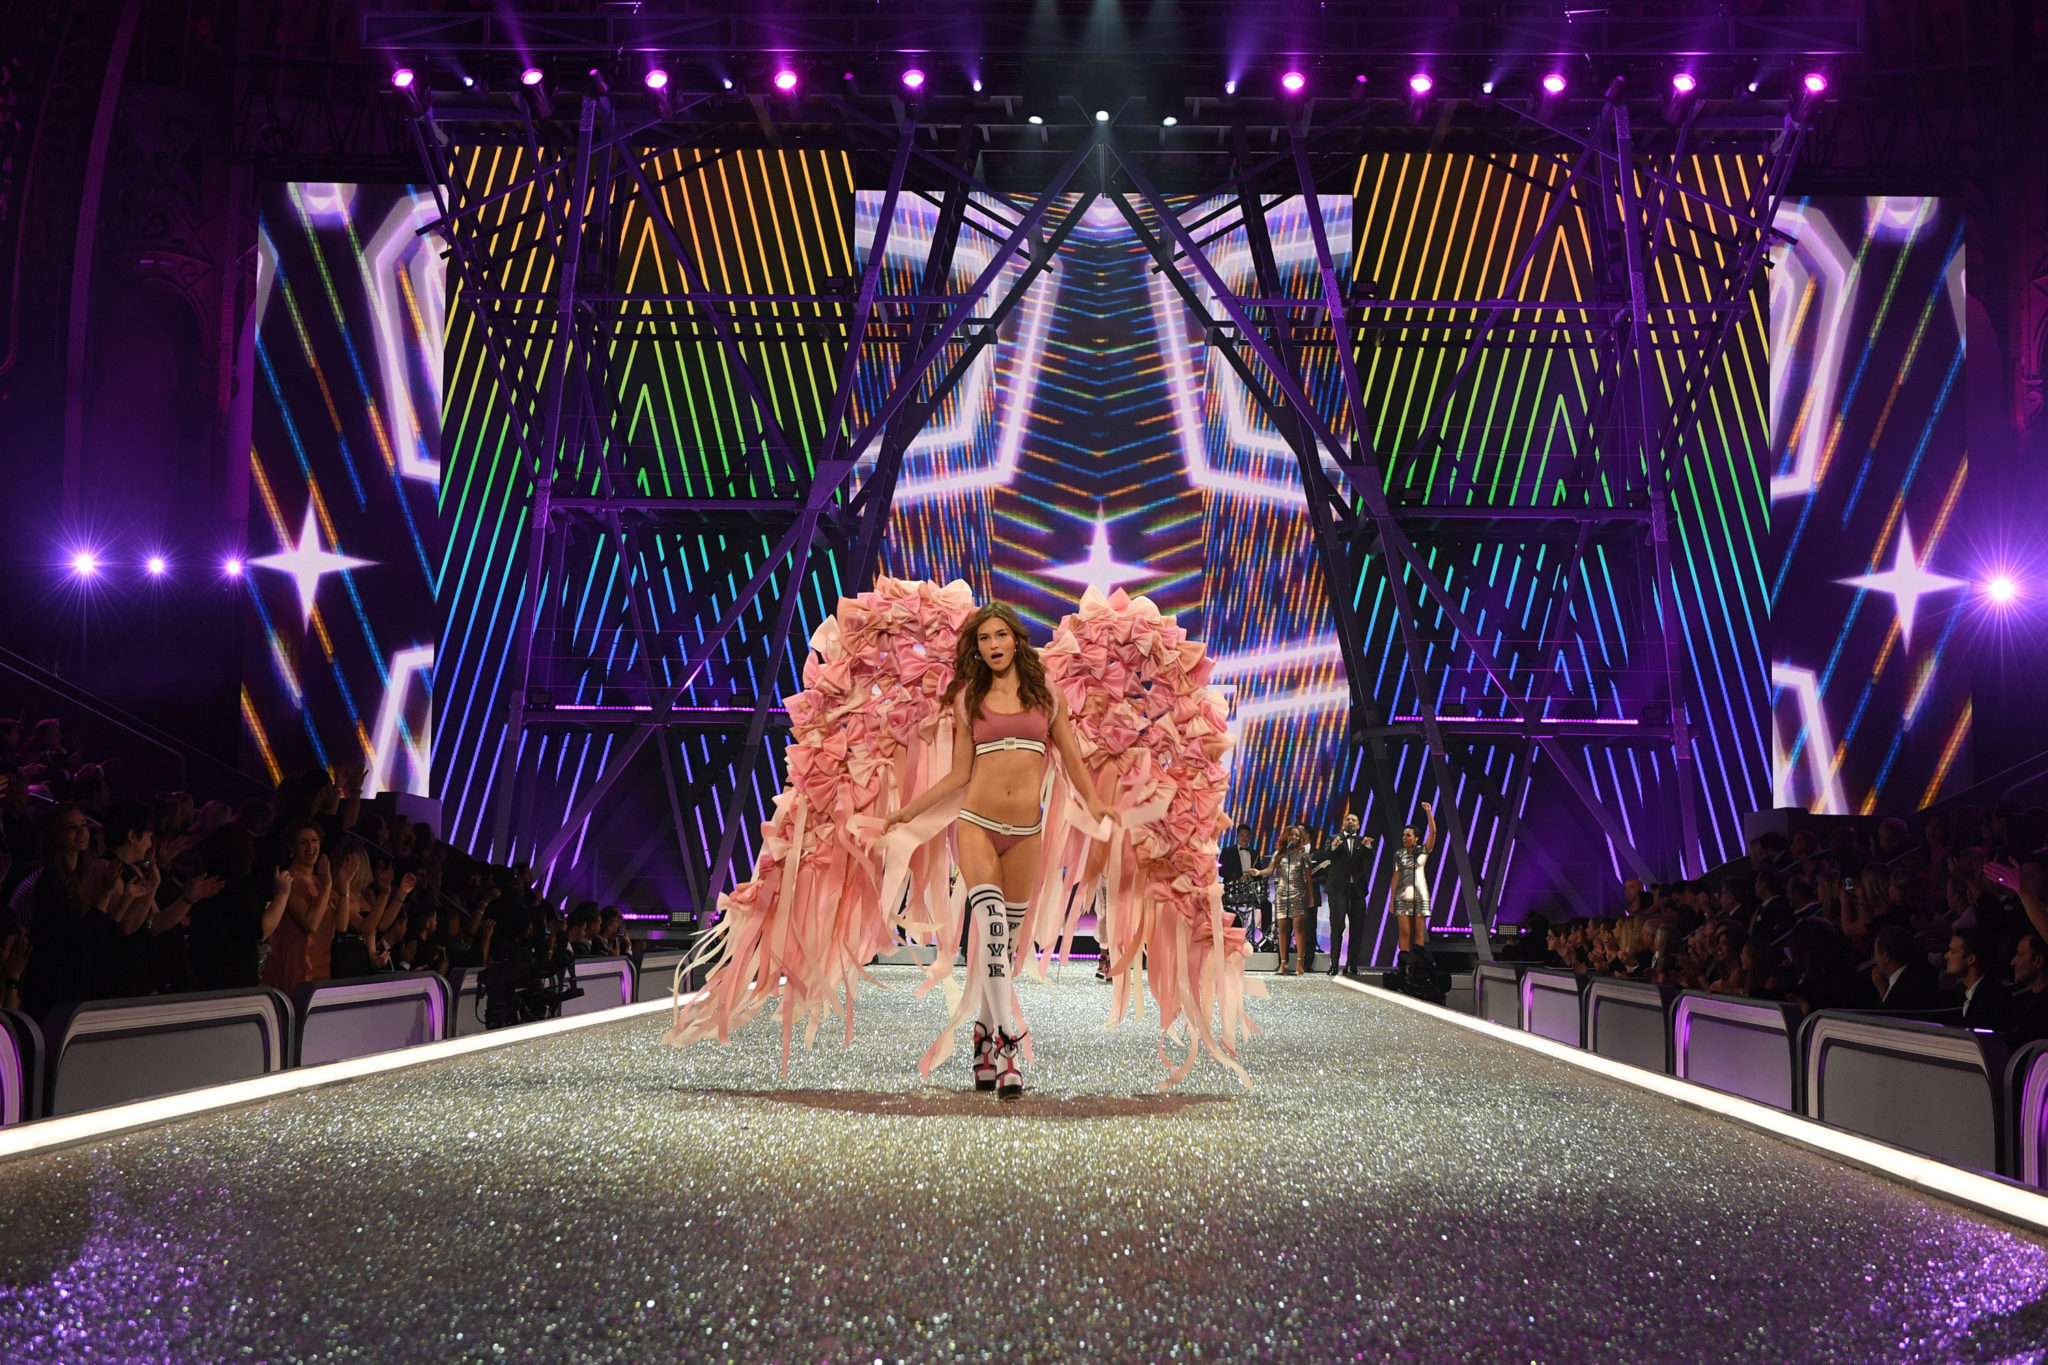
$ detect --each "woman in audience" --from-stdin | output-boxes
[14,803,102,1019]
[188,824,293,990]
[264,818,351,994]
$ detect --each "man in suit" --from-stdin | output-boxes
[1316,813,1376,978]
[2005,932,2048,1051]
[1871,924,1942,1011]
[1945,926,2008,1031]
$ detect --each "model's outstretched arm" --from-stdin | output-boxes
[1422,802,1437,853]
[884,715,975,829]
[1048,694,1112,824]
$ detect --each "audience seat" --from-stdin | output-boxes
[1474,962,1526,1029]
[1584,978,1679,1074]
[1797,1011,2008,1174]
[2011,1042,2048,1191]
[292,972,450,1066]
[1519,968,1589,1046]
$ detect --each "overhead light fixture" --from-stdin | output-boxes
[1802,72,1829,95]
[391,68,416,90]
[1408,73,1434,96]
[70,550,98,577]
[971,77,983,93]
[1671,72,1698,94]
[902,68,925,90]
[519,67,544,87]
[459,74,476,89]
[1746,79,1760,93]
[1280,70,1305,94]
[1094,108,1109,122]
[1028,114,1043,125]
[773,68,798,92]
[145,555,168,577]
[721,76,735,90]
[223,558,244,579]
[1162,115,1177,127]
[1542,73,1567,95]
[1986,575,2020,605]
[644,68,669,91]
[1480,80,1496,95]
[1224,78,1238,96]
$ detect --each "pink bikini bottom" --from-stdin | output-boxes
[957,808,1045,855]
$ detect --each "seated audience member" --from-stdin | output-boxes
[1750,867,1793,943]
[1871,924,1941,1011]
[566,902,602,956]
[1946,927,2007,1032]
[187,824,292,990]
[596,906,629,956]
[1782,920,1876,1014]
[2005,932,2048,1051]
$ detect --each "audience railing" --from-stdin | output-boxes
[1583,978,1678,1074]
[1519,968,1589,1047]
[1475,963,1526,1029]
[1798,1011,2007,1174]
[634,950,691,1004]
[293,972,450,1067]
[2012,1043,2048,1191]
[43,988,294,1117]
[0,1009,44,1128]
[1671,991,1802,1111]
[562,955,635,1015]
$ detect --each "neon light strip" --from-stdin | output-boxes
[1333,977,2048,1234]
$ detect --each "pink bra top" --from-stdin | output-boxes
[967,698,1051,756]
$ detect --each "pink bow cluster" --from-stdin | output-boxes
[1043,587,1234,934]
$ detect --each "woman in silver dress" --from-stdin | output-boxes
[1255,825,1316,975]
[1389,802,1436,958]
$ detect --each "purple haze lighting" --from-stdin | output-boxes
[223,558,244,578]
[643,68,669,91]
[1987,574,2020,605]
[773,68,798,92]
[1280,70,1306,94]
[70,550,97,577]
[1671,72,1698,94]
[1802,72,1828,94]
[519,67,544,87]
[1542,72,1567,95]
[145,555,167,577]
[390,68,415,90]
[1408,72,1434,96]
[901,67,925,90]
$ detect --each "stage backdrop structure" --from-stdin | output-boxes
[245,182,441,798]
[379,14,1845,949]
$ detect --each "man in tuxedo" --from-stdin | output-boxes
[1316,813,1376,977]
[2004,932,2048,1051]
[1946,927,2008,1031]
[1871,924,1942,1011]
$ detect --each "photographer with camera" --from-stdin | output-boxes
[477,886,582,1029]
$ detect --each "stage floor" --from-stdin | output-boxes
[2,970,2044,1363]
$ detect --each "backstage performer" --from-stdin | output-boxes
[1389,802,1436,961]
[882,602,1114,1099]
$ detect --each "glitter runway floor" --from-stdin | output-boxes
[2,970,2046,1363]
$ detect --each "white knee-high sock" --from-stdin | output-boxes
[969,883,1016,1034]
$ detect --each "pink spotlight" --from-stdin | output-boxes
[643,68,669,91]
[901,68,925,90]
[391,68,416,90]
[1280,70,1306,94]
[145,555,167,577]
[1987,574,2020,605]
[773,68,799,92]
[519,67,544,87]
[1671,72,1698,94]
[1802,72,1828,95]
[224,558,244,578]
[70,550,97,577]
[1542,73,1567,95]
[1408,72,1434,96]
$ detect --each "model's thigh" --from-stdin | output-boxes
[955,822,1000,887]
[996,833,1043,906]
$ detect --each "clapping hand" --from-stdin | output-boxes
[274,867,295,898]
[1984,861,2021,893]
[185,873,225,902]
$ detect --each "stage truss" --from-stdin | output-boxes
[401,49,1816,955]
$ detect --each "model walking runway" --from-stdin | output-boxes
[1,969,2041,1363]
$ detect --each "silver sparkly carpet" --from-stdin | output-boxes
[2,969,2045,1364]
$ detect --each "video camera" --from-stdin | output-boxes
[478,938,584,1029]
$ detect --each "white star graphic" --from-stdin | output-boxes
[253,503,374,625]
[1043,513,1147,599]
[1837,517,1964,648]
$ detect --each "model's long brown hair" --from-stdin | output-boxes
[944,602,1056,723]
